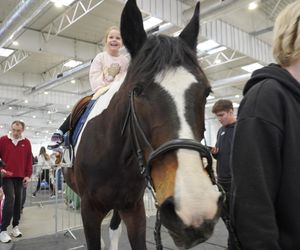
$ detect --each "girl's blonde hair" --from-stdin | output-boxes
[272,1,300,67]
[102,26,122,48]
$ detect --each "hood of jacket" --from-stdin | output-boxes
[243,63,300,98]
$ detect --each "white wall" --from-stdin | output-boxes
[204,118,221,147]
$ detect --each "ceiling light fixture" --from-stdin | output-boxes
[241,62,263,73]
[143,16,162,31]
[0,48,14,57]
[63,59,83,68]
[50,0,75,7]
[207,46,227,55]
[214,58,222,64]
[197,40,219,52]
[248,1,258,10]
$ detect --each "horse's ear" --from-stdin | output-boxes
[121,0,147,58]
[179,2,200,51]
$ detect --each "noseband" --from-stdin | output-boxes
[122,88,216,186]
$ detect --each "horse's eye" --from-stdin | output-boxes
[134,84,144,96]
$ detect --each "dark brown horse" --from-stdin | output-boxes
[63,0,222,249]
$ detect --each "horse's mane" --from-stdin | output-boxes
[126,35,207,86]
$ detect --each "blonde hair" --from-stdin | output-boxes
[272,1,300,67]
[102,26,122,48]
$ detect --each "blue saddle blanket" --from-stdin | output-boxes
[71,99,97,146]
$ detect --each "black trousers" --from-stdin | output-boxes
[218,180,233,250]
[34,169,54,193]
[1,178,23,231]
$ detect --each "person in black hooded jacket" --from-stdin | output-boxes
[230,1,300,250]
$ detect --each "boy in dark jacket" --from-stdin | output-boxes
[211,99,236,250]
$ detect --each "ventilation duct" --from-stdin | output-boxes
[0,0,50,48]
[24,61,91,95]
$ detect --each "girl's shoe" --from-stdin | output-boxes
[47,133,64,150]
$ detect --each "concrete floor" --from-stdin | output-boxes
[0,203,228,250]
[0,182,228,250]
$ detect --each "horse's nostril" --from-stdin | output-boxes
[163,196,175,206]
[160,197,176,220]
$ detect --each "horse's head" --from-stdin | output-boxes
[121,0,222,248]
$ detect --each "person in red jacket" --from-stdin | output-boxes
[0,120,32,243]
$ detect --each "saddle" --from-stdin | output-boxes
[63,94,92,165]
[69,95,93,131]
[68,86,111,131]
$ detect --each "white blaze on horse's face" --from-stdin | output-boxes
[155,67,220,227]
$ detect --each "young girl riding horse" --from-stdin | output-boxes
[48,26,129,149]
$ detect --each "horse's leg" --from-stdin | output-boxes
[120,200,146,250]
[81,196,106,250]
[109,210,122,250]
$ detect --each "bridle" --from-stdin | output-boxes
[122,87,217,187]
[122,87,227,250]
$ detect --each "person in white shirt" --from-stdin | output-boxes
[32,147,55,197]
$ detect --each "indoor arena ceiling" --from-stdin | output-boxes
[0,0,295,144]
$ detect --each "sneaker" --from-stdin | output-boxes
[32,192,36,197]
[11,226,22,238]
[0,231,11,243]
[47,132,64,150]
[50,194,56,198]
